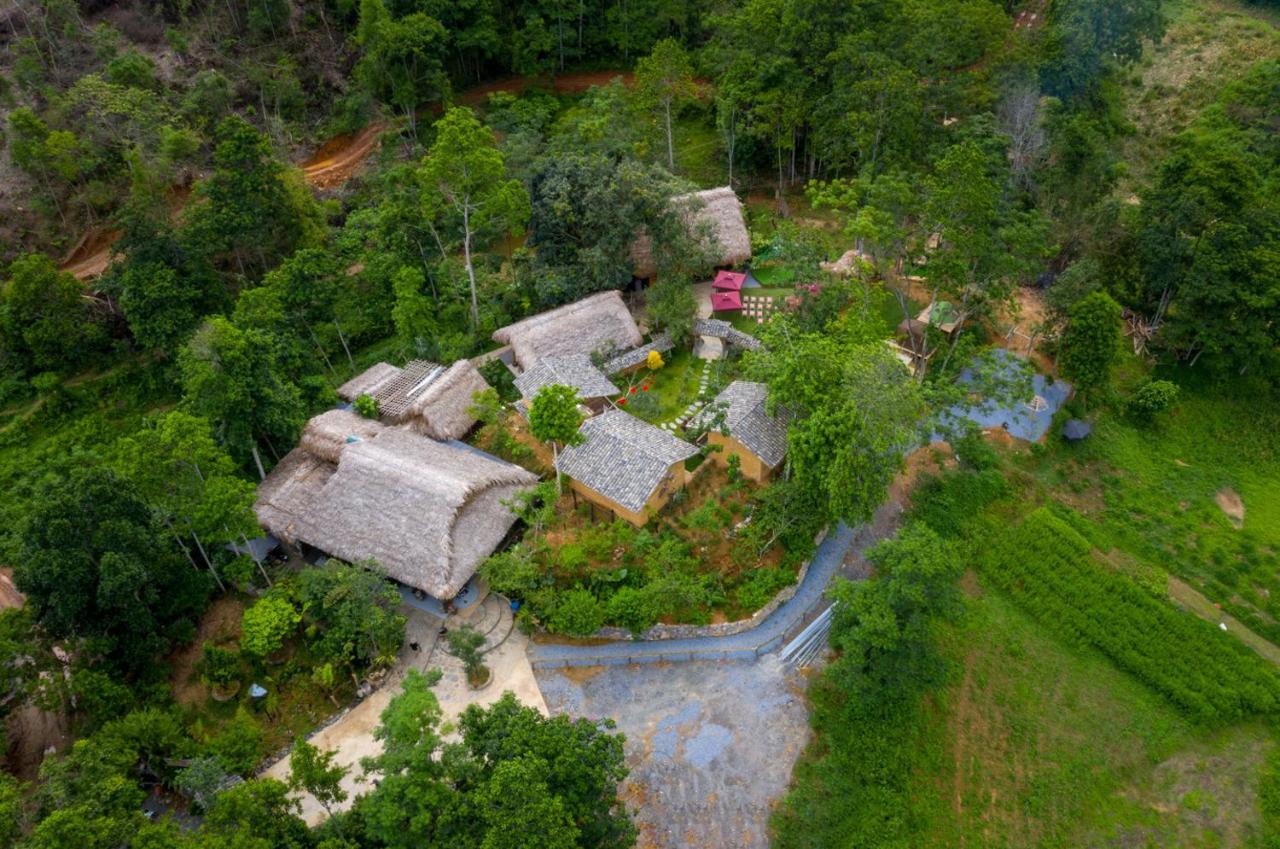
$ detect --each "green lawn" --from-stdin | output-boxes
[1013,363,1280,644]
[909,587,1273,848]
[620,347,702,424]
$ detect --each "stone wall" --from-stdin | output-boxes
[588,527,829,642]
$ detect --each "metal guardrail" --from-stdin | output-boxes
[779,604,835,669]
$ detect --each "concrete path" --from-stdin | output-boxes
[529,516,886,669]
[264,599,547,827]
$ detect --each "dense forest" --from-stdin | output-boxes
[0,0,1277,846]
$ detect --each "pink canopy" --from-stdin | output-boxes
[711,290,742,311]
[712,270,745,291]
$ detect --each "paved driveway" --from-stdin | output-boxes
[537,655,810,849]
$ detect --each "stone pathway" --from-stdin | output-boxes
[660,360,712,433]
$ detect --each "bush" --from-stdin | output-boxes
[952,430,999,471]
[548,588,605,636]
[605,586,661,634]
[200,644,240,688]
[206,706,264,775]
[446,625,487,681]
[353,393,379,419]
[1128,379,1179,420]
[909,470,1009,539]
[732,566,797,612]
[240,594,301,658]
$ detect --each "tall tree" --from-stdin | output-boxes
[14,469,211,672]
[1060,290,1121,405]
[528,383,585,495]
[183,117,321,279]
[287,740,349,817]
[748,312,925,526]
[0,253,103,375]
[633,37,698,170]
[357,0,450,136]
[420,106,530,328]
[178,316,309,480]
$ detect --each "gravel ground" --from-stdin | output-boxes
[537,656,811,849]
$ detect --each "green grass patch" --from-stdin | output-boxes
[910,588,1273,848]
[979,507,1280,722]
[1013,365,1280,645]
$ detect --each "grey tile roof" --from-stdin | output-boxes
[600,333,674,375]
[558,410,698,513]
[693,318,763,351]
[695,381,790,469]
[514,354,621,401]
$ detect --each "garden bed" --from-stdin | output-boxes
[484,463,818,638]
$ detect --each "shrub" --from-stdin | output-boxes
[240,594,301,658]
[952,430,999,471]
[1128,379,1179,419]
[606,586,661,634]
[625,387,659,418]
[548,588,605,636]
[353,393,379,419]
[206,706,264,775]
[732,566,797,612]
[200,644,240,689]
[909,470,1009,539]
[447,625,487,682]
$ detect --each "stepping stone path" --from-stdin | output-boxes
[660,361,713,432]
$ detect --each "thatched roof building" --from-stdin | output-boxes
[256,417,537,599]
[492,291,643,371]
[337,362,401,402]
[514,354,620,403]
[559,410,698,515]
[335,360,488,441]
[631,186,752,279]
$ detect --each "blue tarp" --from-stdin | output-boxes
[932,349,1071,443]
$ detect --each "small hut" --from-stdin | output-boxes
[256,417,537,599]
[631,186,752,281]
[918,301,962,334]
[694,381,790,482]
[336,359,488,441]
[492,291,643,372]
[514,354,620,411]
[558,410,698,526]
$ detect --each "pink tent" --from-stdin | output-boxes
[711,290,742,311]
[712,270,745,291]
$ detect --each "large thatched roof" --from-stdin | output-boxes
[631,186,752,279]
[335,360,488,441]
[694,381,790,469]
[514,354,620,402]
[492,291,643,371]
[559,410,697,513]
[255,417,536,598]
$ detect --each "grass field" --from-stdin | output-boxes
[911,587,1273,848]
[1117,0,1280,192]
[1013,363,1280,645]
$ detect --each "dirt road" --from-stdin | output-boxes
[58,70,640,281]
